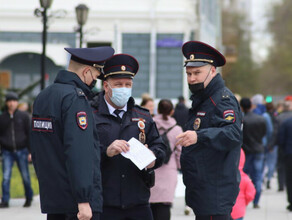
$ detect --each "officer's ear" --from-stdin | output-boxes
[81,66,91,78]
[103,79,110,93]
[210,66,217,77]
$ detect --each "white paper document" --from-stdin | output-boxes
[121,137,156,170]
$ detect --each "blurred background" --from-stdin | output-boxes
[0,0,290,108]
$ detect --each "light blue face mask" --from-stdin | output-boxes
[108,84,132,107]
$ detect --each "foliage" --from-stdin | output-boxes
[260,0,292,95]
[221,9,259,97]
[0,162,39,198]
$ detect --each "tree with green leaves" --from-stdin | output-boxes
[221,9,259,97]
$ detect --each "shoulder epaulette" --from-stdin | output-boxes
[135,105,149,112]
[221,89,231,100]
[75,88,85,97]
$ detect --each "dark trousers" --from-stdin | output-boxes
[285,154,292,206]
[47,212,100,220]
[100,205,153,220]
[196,214,231,220]
[150,203,171,220]
[277,148,286,190]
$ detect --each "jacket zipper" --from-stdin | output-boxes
[10,113,17,152]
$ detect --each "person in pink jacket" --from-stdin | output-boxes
[231,149,256,220]
[149,99,183,220]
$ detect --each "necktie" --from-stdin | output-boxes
[114,109,123,123]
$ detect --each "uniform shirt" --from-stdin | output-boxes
[91,91,166,209]
[104,96,127,118]
[181,73,243,216]
[30,70,102,214]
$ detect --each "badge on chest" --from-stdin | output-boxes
[193,118,201,130]
[137,119,146,144]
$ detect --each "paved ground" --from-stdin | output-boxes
[0,176,291,219]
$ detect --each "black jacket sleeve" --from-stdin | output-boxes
[62,93,94,203]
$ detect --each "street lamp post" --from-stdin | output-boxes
[35,0,53,90]
[75,4,89,48]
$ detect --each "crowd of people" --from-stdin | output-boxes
[0,41,291,220]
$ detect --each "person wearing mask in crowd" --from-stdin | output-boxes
[0,92,33,208]
[173,96,189,129]
[149,99,183,220]
[30,46,114,220]
[276,95,292,191]
[240,98,266,209]
[91,53,165,220]
[231,149,256,220]
[177,41,243,220]
[141,95,155,117]
[278,114,292,212]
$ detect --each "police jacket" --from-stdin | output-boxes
[278,117,292,155]
[0,109,30,152]
[181,74,242,216]
[242,111,266,154]
[30,70,102,214]
[91,91,165,209]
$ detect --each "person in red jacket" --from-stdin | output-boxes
[231,149,256,220]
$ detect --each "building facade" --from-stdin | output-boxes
[0,0,222,100]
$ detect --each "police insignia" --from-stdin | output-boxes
[190,54,195,60]
[193,118,201,130]
[32,117,53,132]
[223,110,235,122]
[138,121,145,129]
[77,111,88,130]
[138,119,146,143]
[139,132,146,144]
[121,65,126,71]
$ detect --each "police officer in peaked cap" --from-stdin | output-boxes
[176,41,243,220]
[30,46,114,220]
[91,53,166,220]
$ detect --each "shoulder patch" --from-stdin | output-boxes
[75,88,86,97]
[32,117,54,132]
[223,110,235,122]
[77,111,88,130]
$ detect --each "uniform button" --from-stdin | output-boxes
[122,174,125,178]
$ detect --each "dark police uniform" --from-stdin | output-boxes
[30,47,114,219]
[91,54,166,220]
[180,41,242,219]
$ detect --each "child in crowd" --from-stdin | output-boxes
[231,149,256,220]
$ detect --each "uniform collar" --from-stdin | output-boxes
[54,70,93,98]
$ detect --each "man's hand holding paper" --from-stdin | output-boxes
[121,138,156,170]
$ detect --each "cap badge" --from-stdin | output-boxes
[121,65,126,71]
[193,118,201,130]
[190,54,195,60]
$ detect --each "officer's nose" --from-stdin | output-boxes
[188,75,197,84]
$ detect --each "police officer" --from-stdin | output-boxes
[176,41,242,220]
[91,54,165,220]
[30,46,114,220]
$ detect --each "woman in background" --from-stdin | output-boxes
[149,99,183,220]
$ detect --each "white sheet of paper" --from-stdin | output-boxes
[121,137,156,170]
